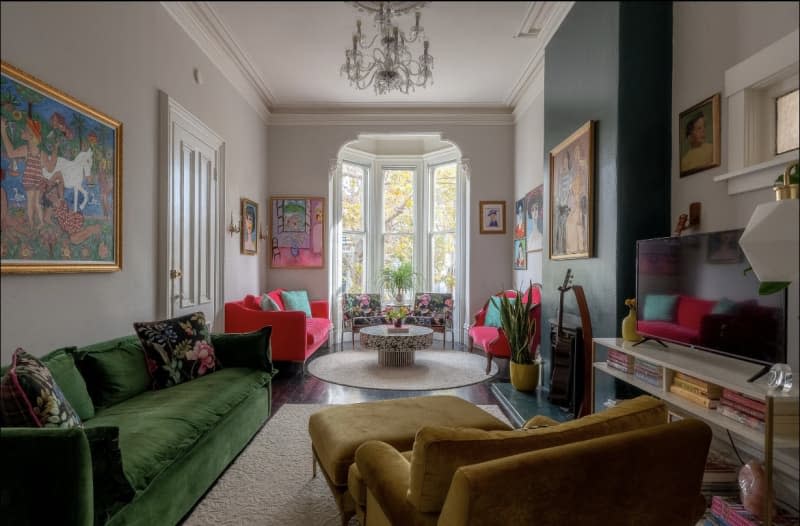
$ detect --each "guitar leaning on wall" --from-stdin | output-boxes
[548,269,574,406]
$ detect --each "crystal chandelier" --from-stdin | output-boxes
[340,2,434,95]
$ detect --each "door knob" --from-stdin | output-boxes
[170,269,182,279]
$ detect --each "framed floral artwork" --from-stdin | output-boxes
[1,61,122,273]
[270,196,325,268]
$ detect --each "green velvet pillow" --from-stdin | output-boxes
[72,336,151,409]
[280,290,312,317]
[642,294,679,321]
[211,326,274,372]
[484,297,514,328]
[84,426,135,525]
[43,348,95,421]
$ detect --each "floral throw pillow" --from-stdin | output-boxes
[133,312,219,390]
[0,348,82,428]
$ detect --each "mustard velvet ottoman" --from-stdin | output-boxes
[308,395,512,526]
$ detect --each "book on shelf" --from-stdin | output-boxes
[672,377,722,398]
[721,389,766,413]
[711,495,799,526]
[606,360,634,374]
[633,369,663,388]
[669,383,719,409]
[702,451,739,484]
[719,399,765,421]
[717,405,765,432]
[634,358,663,375]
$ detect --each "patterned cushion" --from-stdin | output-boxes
[260,293,281,312]
[342,293,382,321]
[412,293,453,327]
[0,349,82,428]
[133,312,219,390]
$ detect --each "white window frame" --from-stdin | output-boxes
[340,159,370,294]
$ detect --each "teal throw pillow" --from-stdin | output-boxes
[43,348,95,421]
[712,297,737,315]
[281,290,312,317]
[642,294,679,321]
[485,297,515,328]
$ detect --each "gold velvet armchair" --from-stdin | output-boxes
[350,396,712,526]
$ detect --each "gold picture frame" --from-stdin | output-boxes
[549,120,595,260]
[679,93,721,177]
[1,61,123,273]
[479,200,506,234]
[240,198,258,255]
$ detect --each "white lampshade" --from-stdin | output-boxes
[739,199,799,283]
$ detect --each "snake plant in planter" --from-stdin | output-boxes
[498,284,540,391]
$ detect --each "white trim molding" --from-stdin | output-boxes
[161,1,273,122]
[268,109,514,127]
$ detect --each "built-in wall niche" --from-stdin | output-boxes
[714,29,799,195]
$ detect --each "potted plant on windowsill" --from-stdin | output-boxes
[378,261,421,304]
[498,284,541,391]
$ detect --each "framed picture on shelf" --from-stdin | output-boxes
[479,200,505,234]
[549,120,595,260]
[1,61,123,273]
[525,184,543,252]
[240,198,258,255]
[679,93,720,177]
[270,196,325,268]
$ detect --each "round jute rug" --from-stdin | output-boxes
[306,350,499,390]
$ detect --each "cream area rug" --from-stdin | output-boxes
[306,350,499,390]
[183,402,509,526]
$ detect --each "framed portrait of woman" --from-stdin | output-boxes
[549,120,595,260]
[240,198,258,255]
[679,93,720,177]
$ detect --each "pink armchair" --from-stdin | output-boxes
[224,290,331,363]
[468,284,542,373]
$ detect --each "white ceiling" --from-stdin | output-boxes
[199,1,565,110]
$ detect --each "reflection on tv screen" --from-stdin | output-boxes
[636,229,786,366]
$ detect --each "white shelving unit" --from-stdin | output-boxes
[591,338,799,526]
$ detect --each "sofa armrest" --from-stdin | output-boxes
[354,440,417,525]
[211,327,276,373]
[310,299,329,319]
[0,427,93,526]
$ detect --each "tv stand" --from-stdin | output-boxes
[632,337,667,348]
[747,364,772,383]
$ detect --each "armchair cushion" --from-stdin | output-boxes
[411,293,453,328]
[281,290,312,317]
[408,395,666,512]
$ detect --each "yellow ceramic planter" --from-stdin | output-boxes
[510,361,540,392]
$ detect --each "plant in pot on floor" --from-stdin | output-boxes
[378,261,421,304]
[498,285,541,391]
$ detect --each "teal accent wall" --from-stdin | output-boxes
[541,2,671,390]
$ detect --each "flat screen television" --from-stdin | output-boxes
[635,229,787,366]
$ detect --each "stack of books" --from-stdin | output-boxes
[633,358,663,388]
[700,451,739,505]
[706,495,798,526]
[717,389,766,432]
[668,372,722,409]
[606,349,634,374]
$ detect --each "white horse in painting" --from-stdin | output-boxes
[43,149,93,211]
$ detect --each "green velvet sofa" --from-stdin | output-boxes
[0,331,276,526]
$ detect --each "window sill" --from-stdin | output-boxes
[713,152,798,195]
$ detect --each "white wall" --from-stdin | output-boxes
[513,90,546,287]
[267,123,514,326]
[0,2,268,360]
[672,1,799,372]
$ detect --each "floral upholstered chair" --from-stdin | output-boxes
[341,293,385,348]
[407,292,454,348]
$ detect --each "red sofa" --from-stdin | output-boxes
[224,289,332,362]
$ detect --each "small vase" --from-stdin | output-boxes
[510,361,540,391]
[393,319,402,328]
[621,307,641,342]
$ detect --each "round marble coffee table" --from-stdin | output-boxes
[359,325,434,367]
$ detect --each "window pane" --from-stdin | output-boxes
[342,163,365,232]
[776,89,799,155]
[431,233,455,293]
[342,233,365,293]
[433,164,457,232]
[383,234,414,270]
[383,169,414,234]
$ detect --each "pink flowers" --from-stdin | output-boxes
[186,340,216,376]
[359,294,370,307]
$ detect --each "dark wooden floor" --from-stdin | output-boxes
[270,338,511,416]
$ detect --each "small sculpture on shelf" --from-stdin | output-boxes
[621,298,642,342]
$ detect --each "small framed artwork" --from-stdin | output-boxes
[240,198,258,255]
[1,61,122,273]
[549,120,595,260]
[479,201,506,234]
[707,229,744,264]
[525,184,543,252]
[513,238,527,269]
[679,93,720,177]
[270,196,325,268]
[514,197,526,240]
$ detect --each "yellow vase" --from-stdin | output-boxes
[510,362,540,392]
[621,307,641,342]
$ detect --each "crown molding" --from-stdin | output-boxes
[506,1,574,115]
[161,1,272,122]
[268,109,514,126]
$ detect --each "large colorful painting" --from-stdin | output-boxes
[525,184,543,252]
[270,196,325,268]
[1,62,122,273]
[549,120,595,260]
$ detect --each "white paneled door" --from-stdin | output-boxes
[161,93,225,327]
